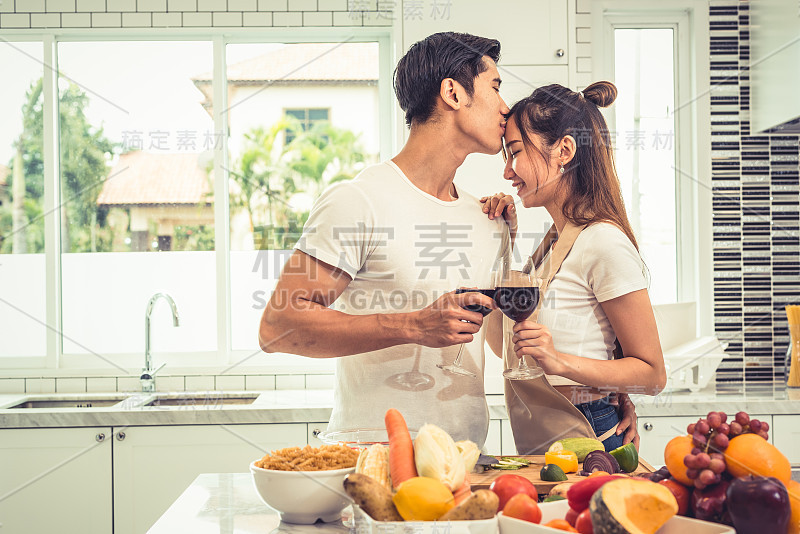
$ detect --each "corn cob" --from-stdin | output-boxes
[355,443,392,492]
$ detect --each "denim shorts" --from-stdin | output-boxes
[574,395,625,452]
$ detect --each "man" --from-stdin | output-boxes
[259,32,508,447]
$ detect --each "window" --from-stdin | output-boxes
[0,41,46,361]
[284,108,330,144]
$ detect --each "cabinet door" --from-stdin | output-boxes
[307,422,329,446]
[113,423,306,534]
[0,427,112,534]
[772,415,800,464]
[401,0,568,66]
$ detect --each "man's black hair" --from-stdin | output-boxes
[393,32,501,128]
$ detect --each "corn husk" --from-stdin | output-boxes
[455,440,481,473]
[413,424,465,491]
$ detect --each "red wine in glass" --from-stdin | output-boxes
[494,287,539,322]
[437,288,495,378]
[456,288,496,317]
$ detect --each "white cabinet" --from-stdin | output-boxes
[485,419,502,454]
[638,414,774,466]
[501,419,517,455]
[112,423,306,534]
[772,415,800,464]
[0,427,112,534]
[401,0,568,66]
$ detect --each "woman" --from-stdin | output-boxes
[482,81,666,452]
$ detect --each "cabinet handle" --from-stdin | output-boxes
[116,431,126,441]
[312,429,322,438]
[555,48,565,58]
[96,433,105,442]
[643,422,653,431]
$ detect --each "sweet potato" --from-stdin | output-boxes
[343,473,403,521]
[438,490,498,521]
[548,482,576,499]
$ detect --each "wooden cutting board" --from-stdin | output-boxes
[469,455,656,494]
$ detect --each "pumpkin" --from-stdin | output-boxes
[589,478,678,534]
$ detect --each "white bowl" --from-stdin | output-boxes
[498,501,734,534]
[249,460,354,524]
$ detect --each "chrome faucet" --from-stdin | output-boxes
[141,293,180,393]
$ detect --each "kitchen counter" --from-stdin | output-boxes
[147,472,350,534]
[2,384,800,429]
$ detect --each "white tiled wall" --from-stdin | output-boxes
[0,0,391,28]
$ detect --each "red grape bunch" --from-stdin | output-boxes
[682,411,769,490]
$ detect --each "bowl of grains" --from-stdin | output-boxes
[250,444,359,524]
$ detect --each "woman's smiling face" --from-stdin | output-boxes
[502,116,561,208]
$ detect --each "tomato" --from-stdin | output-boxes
[489,474,538,512]
[543,518,579,531]
[503,493,542,524]
[565,507,579,526]
[575,508,594,534]
[658,478,691,516]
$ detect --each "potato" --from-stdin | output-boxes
[438,490,498,521]
[548,481,575,498]
[343,473,403,521]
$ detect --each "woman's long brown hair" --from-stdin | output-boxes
[509,81,639,250]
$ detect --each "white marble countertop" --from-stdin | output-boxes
[2,384,800,429]
[147,473,351,534]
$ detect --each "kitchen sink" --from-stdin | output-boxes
[9,395,127,409]
[143,393,259,407]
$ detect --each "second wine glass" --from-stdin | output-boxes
[496,268,542,380]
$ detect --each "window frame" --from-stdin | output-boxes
[283,107,331,144]
[592,2,713,336]
[0,28,394,373]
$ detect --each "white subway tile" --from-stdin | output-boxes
[333,10,359,25]
[228,0,255,10]
[31,12,60,25]
[318,0,345,10]
[152,11,179,24]
[77,0,105,11]
[185,375,215,390]
[87,377,117,392]
[182,10,211,25]
[137,0,166,11]
[61,11,89,24]
[287,0,314,10]
[47,0,75,10]
[245,374,275,390]
[576,56,592,73]
[575,43,591,58]
[107,0,135,10]
[21,0,46,12]
[92,12,122,25]
[1,13,30,26]
[56,377,87,393]
[167,0,195,10]
[258,0,286,11]
[123,11,150,24]
[215,375,245,391]
[117,376,141,392]
[276,374,305,389]
[212,10,241,25]
[0,1,15,13]
[26,378,56,393]
[303,10,331,26]
[272,10,300,25]
[155,376,185,392]
[0,379,26,393]
[576,0,590,14]
[242,10,270,25]
[305,374,334,389]
[197,0,224,9]
[575,12,590,27]
[576,27,591,43]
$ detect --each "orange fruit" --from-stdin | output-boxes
[664,435,694,486]
[787,479,800,534]
[724,433,791,482]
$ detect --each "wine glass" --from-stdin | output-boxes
[437,257,496,378]
[496,264,543,380]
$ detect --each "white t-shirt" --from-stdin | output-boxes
[295,161,507,448]
[536,223,648,386]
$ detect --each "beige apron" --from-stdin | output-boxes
[504,222,616,454]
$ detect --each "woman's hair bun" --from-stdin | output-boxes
[583,81,617,108]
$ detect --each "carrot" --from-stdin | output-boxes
[385,408,417,489]
[452,474,472,506]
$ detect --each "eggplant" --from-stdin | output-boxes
[582,450,620,474]
[726,476,791,534]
